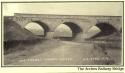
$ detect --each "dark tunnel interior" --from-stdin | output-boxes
[91,22,117,39]
[63,22,82,38]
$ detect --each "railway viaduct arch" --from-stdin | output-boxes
[12,13,122,40]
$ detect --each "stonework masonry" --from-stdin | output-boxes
[7,13,122,40]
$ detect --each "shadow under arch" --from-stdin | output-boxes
[54,22,82,41]
[25,21,50,37]
[91,22,117,39]
[63,22,83,38]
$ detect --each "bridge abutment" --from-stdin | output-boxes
[45,32,55,39]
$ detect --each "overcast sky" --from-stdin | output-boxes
[3,2,123,16]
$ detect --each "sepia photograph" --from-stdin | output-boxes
[2,1,123,66]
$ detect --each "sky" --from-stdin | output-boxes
[2,2,123,16]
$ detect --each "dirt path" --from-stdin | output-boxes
[8,40,114,66]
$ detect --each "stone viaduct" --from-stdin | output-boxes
[10,13,122,40]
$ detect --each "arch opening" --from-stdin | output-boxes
[54,24,73,37]
[63,22,82,37]
[24,21,49,37]
[54,22,82,40]
[87,22,117,39]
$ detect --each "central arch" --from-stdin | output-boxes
[63,22,82,37]
[24,21,49,37]
[54,22,82,40]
